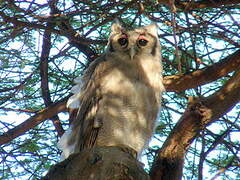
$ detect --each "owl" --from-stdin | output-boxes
[58,21,164,159]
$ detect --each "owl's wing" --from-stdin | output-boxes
[60,54,109,156]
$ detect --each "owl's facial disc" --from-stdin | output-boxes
[128,34,149,60]
[117,34,136,60]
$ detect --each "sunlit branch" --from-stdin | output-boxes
[164,49,240,92]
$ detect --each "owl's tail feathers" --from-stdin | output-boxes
[57,126,77,160]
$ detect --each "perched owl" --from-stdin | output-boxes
[58,21,164,159]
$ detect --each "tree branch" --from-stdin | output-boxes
[40,26,53,107]
[50,9,98,61]
[164,49,240,92]
[0,11,61,34]
[39,0,64,137]
[158,0,240,10]
[150,70,240,179]
[176,0,240,10]
[0,11,104,61]
[0,96,69,146]
[0,73,34,93]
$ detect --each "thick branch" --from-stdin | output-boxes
[149,103,202,180]
[203,70,240,120]
[0,96,68,146]
[164,49,240,92]
[150,70,240,179]
[42,146,149,180]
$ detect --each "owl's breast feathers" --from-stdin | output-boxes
[58,52,164,159]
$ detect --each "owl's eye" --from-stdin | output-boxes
[138,39,148,46]
[118,37,128,46]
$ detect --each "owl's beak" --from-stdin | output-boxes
[129,47,136,60]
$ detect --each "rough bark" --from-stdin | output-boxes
[42,146,149,180]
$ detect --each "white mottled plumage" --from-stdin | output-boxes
[58,21,164,159]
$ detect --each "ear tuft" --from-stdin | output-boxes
[111,19,123,33]
[144,23,158,36]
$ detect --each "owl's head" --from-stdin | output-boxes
[107,21,160,60]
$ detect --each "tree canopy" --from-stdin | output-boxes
[0,0,239,179]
